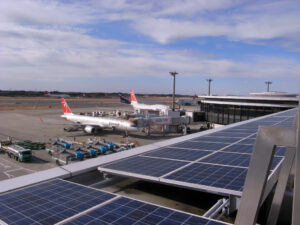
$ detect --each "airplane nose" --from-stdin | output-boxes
[128,125,138,132]
[130,127,138,132]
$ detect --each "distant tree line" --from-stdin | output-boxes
[0,90,192,98]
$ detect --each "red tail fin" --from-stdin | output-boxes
[45,91,49,95]
[61,98,72,114]
[130,90,137,103]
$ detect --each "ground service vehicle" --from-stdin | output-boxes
[0,144,32,162]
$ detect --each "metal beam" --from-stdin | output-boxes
[267,147,295,225]
[235,126,296,225]
[293,109,300,225]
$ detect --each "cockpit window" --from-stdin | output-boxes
[130,124,137,127]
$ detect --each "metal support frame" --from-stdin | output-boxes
[267,147,295,224]
[235,106,299,225]
[203,198,229,219]
[228,195,240,214]
[235,126,296,225]
[292,111,300,225]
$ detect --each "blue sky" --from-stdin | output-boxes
[0,0,299,95]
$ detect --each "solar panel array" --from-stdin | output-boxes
[0,179,115,225]
[100,108,297,196]
[0,179,228,225]
[66,197,227,225]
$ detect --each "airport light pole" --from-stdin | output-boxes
[170,71,178,111]
[265,81,272,92]
[206,78,213,96]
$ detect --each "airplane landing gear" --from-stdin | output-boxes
[123,130,129,137]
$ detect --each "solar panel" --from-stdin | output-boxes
[222,143,286,157]
[199,152,251,168]
[237,138,256,145]
[225,128,258,133]
[221,144,254,154]
[199,152,283,169]
[143,147,212,162]
[206,131,254,138]
[275,146,287,157]
[0,179,115,225]
[271,108,298,117]
[274,120,295,128]
[65,197,229,225]
[103,156,188,177]
[99,108,297,196]
[172,141,229,151]
[191,136,242,144]
[0,179,230,225]
[164,163,247,192]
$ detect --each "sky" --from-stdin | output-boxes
[0,0,299,95]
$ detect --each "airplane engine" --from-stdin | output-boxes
[84,126,95,134]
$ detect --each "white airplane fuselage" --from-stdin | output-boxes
[131,102,169,112]
[61,113,138,132]
[129,90,169,114]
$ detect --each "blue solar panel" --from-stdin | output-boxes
[98,108,297,196]
[226,127,258,133]
[275,146,286,157]
[222,143,286,157]
[0,179,115,225]
[172,141,228,151]
[206,131,254,138]
[199,152,283,170]
[221,144,253,154]
[191,136,242,144]
[143,147,212,161]
[274,120,295,128]
[66,197,228,225]
[199,152,251,167]
[165,163,247,191]
[272,108,297,117]
[237,138,256,145]
[103,156,188,177]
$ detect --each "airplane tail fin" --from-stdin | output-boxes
[119,93,131,104]
[45,91,49,95]
[61,98,72,114]
[130,90,137,104]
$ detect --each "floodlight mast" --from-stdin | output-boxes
[265,81,272,92]
[206,78,213,96]
[170,71,178,111]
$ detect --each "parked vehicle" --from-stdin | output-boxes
[0,144,32,162]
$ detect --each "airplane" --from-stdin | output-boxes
[119,90,170,114]
[118,93,131,104]
[60,98,138,136]
[176,95,197,106]
[45,91,70,98]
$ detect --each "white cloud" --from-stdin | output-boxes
[1,0,299,46]
[0,0,95,25]
[130,2,300,47]
[0,0,299,93]
[0,22,299,83]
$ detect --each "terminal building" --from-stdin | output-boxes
[199,92,298,125]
